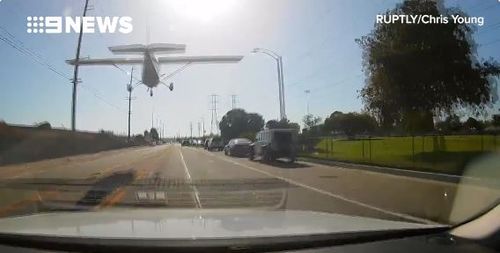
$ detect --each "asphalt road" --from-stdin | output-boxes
[0,144,496,224]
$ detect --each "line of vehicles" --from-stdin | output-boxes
[181,129,297,163]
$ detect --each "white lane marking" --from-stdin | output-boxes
[303,159,462,181]
[197,149,438,225]
[178,147,202,208]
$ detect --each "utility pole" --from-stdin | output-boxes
[150,112,154,132]
[198,122,201,137]
[161,121,165,140]
[126,68,134,142]
[190,122,193,139]
[70,0,90,131]
[209,95,219,135]
[201,117,206,137]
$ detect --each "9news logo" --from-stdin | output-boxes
[27,16,133,34]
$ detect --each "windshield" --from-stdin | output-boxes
[0,0,499,243]
[274,131,292,144]
[234,138,250,144]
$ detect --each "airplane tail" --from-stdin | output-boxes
[109,43,186,55]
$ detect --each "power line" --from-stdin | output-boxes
[113,64,142,83]
[287,4,337,63]
[79,84,126,113]
[473,2,499,13]
[0,31,71,81]
[309,74,363,92]
[160,63,192,82]
[0,23,126,118]
[481,37,500,47]
[286,61,342,88]
[466,1,491,11]
[0,25,45,60]
[477,21,500,34]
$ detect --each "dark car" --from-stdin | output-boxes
[207,137,224,151]
[249,129,297,163]
[181,140,190,146]
[224,138,252,157]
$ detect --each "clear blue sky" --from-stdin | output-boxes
[0,0,499,137]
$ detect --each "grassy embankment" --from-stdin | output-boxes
[302,135,499,175]
[0,122,137,165]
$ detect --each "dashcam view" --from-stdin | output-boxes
[0,0,499,252]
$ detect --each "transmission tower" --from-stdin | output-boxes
[209,94,219,135]
[231,94,238,110]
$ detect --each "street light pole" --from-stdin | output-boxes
[278,56,286,119]
[252,48,287,120]
[276,57,283,120]
[304,89,311,115]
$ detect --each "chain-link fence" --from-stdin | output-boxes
[299,134,499,175]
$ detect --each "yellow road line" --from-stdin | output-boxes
[97,188,127,209]
[96,146,173,210]
[0,191,59,217]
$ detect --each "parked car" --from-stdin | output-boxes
[249,129,297,163]
[181,140,190,146]
[224,138,252,157]
[207,137,224,151]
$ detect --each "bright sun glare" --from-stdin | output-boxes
[168,0,237,23]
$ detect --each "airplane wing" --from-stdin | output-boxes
[66,58,144,65]
[157,56,243,64]
[109,43,186,55]
[147,43,186,54]
[109,44,146,55]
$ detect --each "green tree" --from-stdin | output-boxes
[219,109,264,142]
[435,114,462,133]
[464,117,484,132]
[302,114,322,129]
[265,120,279,129]
[324,111,344,134]
[150,128,159,141]
[493,115,500,127]
[357,0,500,132]
[265,119,300,130]
[247,113,265,133]
[324,111,377,137]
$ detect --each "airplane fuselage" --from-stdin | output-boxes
[142,51,161,88]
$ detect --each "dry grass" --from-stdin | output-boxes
[0,122,132,165]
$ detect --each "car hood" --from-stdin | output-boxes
[0,209,441,239]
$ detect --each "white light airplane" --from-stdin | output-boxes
[67,43,243,96]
